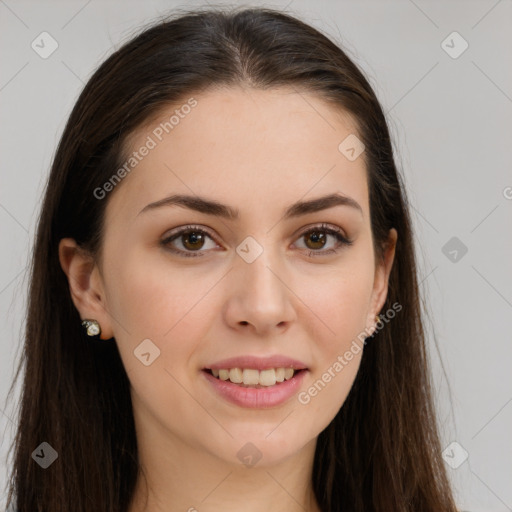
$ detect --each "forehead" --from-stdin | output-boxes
[106,86,369,222]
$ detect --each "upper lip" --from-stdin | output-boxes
[204,355,308,371]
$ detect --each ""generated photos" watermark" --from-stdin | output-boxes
[298,302,402,405]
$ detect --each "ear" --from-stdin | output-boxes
[366,228,397,330]
[58,238,115,340]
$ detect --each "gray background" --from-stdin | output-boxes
[1,0,511,510]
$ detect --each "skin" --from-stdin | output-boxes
[59,86,397,512]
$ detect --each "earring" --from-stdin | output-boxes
[81,319,101,337]
[375,315,381,324]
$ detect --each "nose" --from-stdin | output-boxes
[223,246,297,336]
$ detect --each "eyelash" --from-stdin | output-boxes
[160,223,353,258]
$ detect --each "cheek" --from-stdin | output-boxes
[296,279,368,423]
[295,257,373,416]
[106,242,375,378]
[105,246,216,336]
[102,248,221,382]
[301,255,375,346]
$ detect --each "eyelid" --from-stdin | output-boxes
[162,224,218,242]
[292,222,349,240]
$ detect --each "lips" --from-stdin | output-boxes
[201,366,308,408]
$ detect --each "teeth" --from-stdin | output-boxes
[209,367,299,386]
[229,368,243,383]
[242,369,260,385]
[259,369,276,386]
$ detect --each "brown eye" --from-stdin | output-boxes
[303,231,327,250]
[161,226,219,258]
[295,224,353,257]
[181,231,206,251]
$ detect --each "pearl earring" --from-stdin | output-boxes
[81,319,101,337]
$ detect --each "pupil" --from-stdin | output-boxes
[184,232,203,250]
[307,232,325,249]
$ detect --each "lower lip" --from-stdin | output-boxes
[201,369,308,409]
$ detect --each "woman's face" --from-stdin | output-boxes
[65,86,396,468]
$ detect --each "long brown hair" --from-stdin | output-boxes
[4,6,458,511]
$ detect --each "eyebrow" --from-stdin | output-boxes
[138,192,363,219]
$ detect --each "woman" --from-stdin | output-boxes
[5,6,459,511]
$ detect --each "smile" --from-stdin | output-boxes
[201,368,308,408]
[205,367,302,387]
